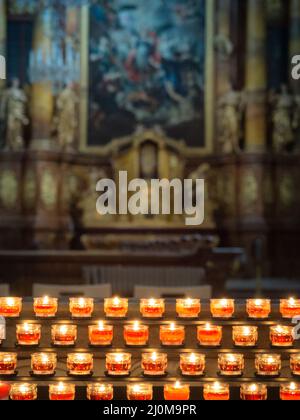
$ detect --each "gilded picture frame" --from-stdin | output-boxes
[79,1,215,155]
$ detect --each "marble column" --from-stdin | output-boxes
[290,0,300,94]
[30,9,54,149]
[0,0,6,89]
[245,0,267,152]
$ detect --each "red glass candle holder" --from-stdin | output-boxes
[270,325,294,347]
[127,384,153,401]
[88,322,113,346]
[160,324,185,346]
[210,299,234,319]
[240,384,267,401]
[51,324,77,346]
[10,383,37,401]
[69,298,94,318]
[33,297,58,318]
[280,299,300,319]
[232,326,258,347]
[255,354,281,376]
[16,323,41,346]
[0,382,11,400]
[87,384,113,401]
[180,353,205,376]
[246,299,271,319]
[164,382,190,401]
[218,353,244,376]
[31,353,57,376]
[280,383,300,401]
[203,383,230,401]
[67,353,93,376]
[290,354,300,376]
[106,353,131,376]
[197,324,222,347]
[176,299,201,319]
[0,297,22,318]
[49,383,75,401]
[124,322,149,346]
[140,299,165,319]
[104,297,128,318]
[141,352,167,376]
[0,353,17,375]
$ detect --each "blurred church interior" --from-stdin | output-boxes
[0,0,299,298]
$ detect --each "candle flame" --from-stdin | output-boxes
[115,354,123,363]
[290,382,297,391]
[133,385,141,393]
[98,321,104,330]
[59,325,68,334]
[185,298,193,305]
[151,352,157,361]
[149,299,156,306]
[23,323,30,332]
[212,382,222,391]
[174,381,182,389]
[57,382,66,392]
[170,323,176,330]
[42,296,49,304]
[288,298,296,305]
[78,298,85,307]
[133,321,140,330]
[189,353,197,363]
[6,298,15,306]
[113,297,120,305]
[19,384,30,393]
[249,384,258,392]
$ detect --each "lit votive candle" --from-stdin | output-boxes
[0,297,22,318]
[88,322,113,346]
[290,354,300,376]
[160,324,185,346]
[197,324,222,347]
[142,352,167,376]
[255,354,281,376]
[67,353,93,376]
[210,299,235,319]
[49,382,75,401]
[10,383,37,401]
[16,323,41,346]
[280,383,300,401]
[232,326,258,347]
[124,322,149,346]
[280,298,300,319]
[31,353,57,376]
[51,324,77,346]
[270,325,294,347]
[104,297,128,318]
[218,354,244,376]
[164,382,190,401]
[180,353,205,376]
[69,297,94,318]
[33,296,58,318]
[106,353,131,376]
[176,299,201,319]
[0,353,17,375]
[240,384,267,401]
[127,384,153,401]
[203,382,230,401]
[87,383,113,401]
[246,299,271,319]
[140,299,165,319]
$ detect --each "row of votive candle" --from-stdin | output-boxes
[7,322,296,348]
[7,382,300,401]
[2,351,300,378]
[1,297,300,319]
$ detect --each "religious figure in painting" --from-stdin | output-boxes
[54,84,79,151]
[217,90,245,154]
[270,85,294,153]
[88,0,206,148]
[0,78,29,151]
